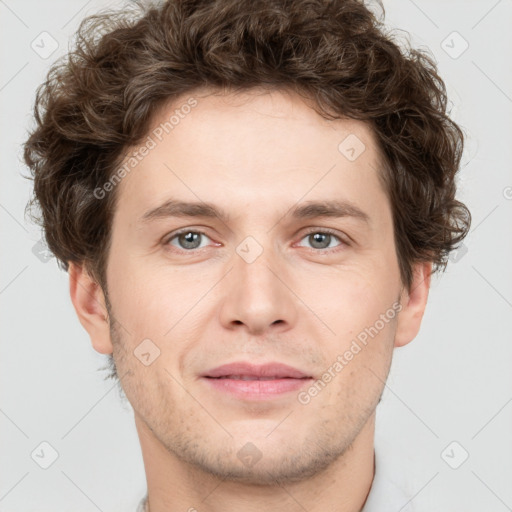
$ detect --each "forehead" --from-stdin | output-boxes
[113,87,389,228]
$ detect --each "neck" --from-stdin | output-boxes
[135,412,376,512]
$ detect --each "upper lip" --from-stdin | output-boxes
[203,362,311,379]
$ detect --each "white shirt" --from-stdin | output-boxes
[136,440,417,512]
[361,440,417,512]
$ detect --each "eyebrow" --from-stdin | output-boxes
[139,198,371,226]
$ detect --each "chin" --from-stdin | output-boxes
[174,438,348,486]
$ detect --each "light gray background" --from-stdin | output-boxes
[1,1,511,511]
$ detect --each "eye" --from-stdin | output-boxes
[163,228,348,254]
[296,229,347,252]
[165,229,213,251]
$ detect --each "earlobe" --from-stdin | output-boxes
[68,262,113,355]
[394,262,432,348]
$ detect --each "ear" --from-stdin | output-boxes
[394,261,432,348]
[68,262,113,355]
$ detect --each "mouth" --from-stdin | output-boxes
[201,362,313,400]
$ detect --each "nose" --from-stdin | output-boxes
[218,242,298,336]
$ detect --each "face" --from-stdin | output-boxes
[77,87,428,485]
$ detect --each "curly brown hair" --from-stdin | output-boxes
[23,0,471,299]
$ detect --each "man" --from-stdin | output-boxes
[23,0,471,510]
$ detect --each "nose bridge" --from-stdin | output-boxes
[237,236,279,292]
[218,233,296,333]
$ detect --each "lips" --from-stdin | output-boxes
[202,362,312,400]
[203,362,311,380]
[216,376,287,380]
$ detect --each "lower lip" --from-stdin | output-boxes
[202,377,312,400]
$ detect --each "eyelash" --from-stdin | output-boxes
[163,227,349,254]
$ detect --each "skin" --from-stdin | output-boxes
[69,86,431,512]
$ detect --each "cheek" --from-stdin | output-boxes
[107,250,198,334]
[304,265,398,370]
[319,312,396,413]
[310,264,396,326]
